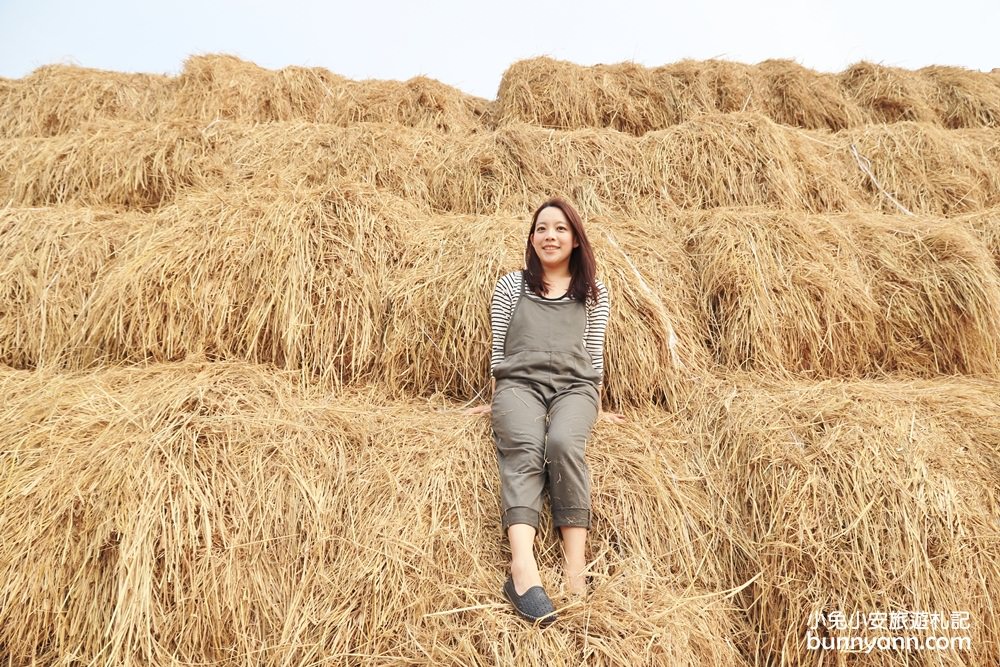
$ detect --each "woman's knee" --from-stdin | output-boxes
[544,428,586,464]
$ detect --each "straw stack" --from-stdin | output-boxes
[170,54,488,132]
[680,209,1000,377]
[495,56,1000,132]
[691,375,1000,666]
[2,55,999,666]
[0,65,171,138]
[4,116,1000,216]
[0,362,751,666]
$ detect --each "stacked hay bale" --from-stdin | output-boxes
[493,56,1000,132]
[0,363,747,666]
[690,375,1000,666]
[0,65,172,137]
[1,55,998,666]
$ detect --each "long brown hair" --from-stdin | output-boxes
[524,197,599,303]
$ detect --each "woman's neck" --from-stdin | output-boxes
[542,265,571,282]
[539,269,572,297]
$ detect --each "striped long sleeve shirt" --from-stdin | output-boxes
[490,270,610,383]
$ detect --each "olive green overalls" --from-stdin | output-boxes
[491,272,601,533]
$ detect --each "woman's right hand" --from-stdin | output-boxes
[599,411,626,424]
[465,404,492,416]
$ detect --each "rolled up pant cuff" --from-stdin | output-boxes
[502,507,540,532]
[553,508,591,530]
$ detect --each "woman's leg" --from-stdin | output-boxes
[559,526,588,594]
[493,383,549,595]
[507,523,543,594]
[546,385,599,594]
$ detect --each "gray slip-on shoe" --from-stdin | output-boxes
[503,576,557,628]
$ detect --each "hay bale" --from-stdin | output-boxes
[642,113,861,212]
[377,212,518,401]
[0,205,143,368]
[171,54,487,132]
[0,363,751,665]
[217,120,442,205]
[692,375,1000,666]
[7,115,1000,217]
[660,59,763,117]
[595,215,713,407]
[840,61,940,124]
[682,209,1000,378]
[171,54,343,122]
[495,57,871,133]
[219,121,652,215]
[849,215,1000,376]
[843,122,1000,214]
[492,56,698,135]
[920,65,1000,129]
[951,208,1000,272]
[0,120,222,209]
[431,123,658,215]
[0,361,357,665]
[378,211,709,408]
[756,59,864,131]
[60,184,412,385]
[0,64,171,138]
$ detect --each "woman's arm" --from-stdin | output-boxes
[597,383,624,423]
[466,378,494,415]
[592,283,624,423]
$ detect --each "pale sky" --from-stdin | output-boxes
[1,0,997,99]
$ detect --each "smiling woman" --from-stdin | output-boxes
[466,196,623,627]
[530,207,578,290]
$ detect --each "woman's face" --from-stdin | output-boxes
[530,206,578,270]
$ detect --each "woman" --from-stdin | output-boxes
[467,197,624,627]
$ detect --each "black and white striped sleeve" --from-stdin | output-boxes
[490,271,520,374]
[584,280,610,382]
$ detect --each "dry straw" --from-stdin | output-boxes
[445,123,659,215]
[920,65,1000,129]
[0,205,143,369]
[215,120,443,205]
[0,57,486,138]
[691,374,1000,666]
[842,122,1000,214]
[5,200,998,405]
[493,57,1000,133]
[492,57,697,134]
[0,120,223,209]
[0,361,751,666]
[4,115,999,216]
[755,59,864,131]
[217,115,1000,215]
[838,61,942,124]
[640,113,861,211]
[681,208,1000,378]
[4,53,1000,665]
[170,54,488,132]
[952,207,1000,271]
[0,65,172,138]
[215,120,653,215]
[59,184,414,387]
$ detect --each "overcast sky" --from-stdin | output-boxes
[1,0,997,99]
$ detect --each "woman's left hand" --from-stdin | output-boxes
[599,411,626,424]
